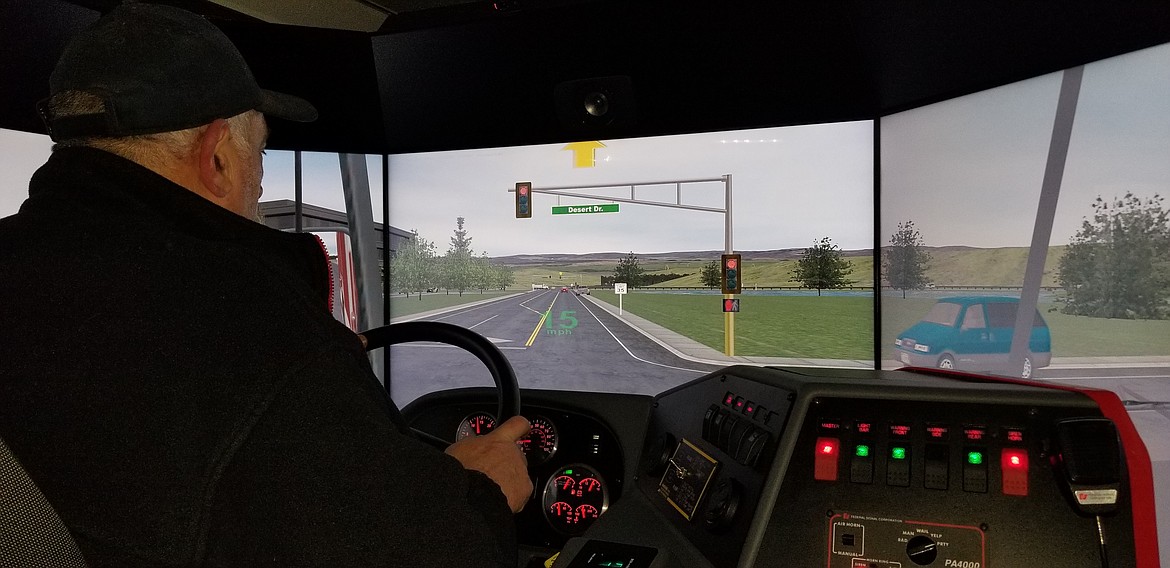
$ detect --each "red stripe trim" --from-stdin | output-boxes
[901,367,1159,566]
[312,233,334,314]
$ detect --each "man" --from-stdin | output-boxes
[0,4,532,567]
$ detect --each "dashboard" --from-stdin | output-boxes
[402,367,1156,568]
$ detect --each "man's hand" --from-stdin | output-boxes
[445,415,533,513]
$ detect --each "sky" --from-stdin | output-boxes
[881,43,1170,248]
[3,43,1167,257]
[250,122,874,257]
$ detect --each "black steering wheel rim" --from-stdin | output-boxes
[360,321,521,421]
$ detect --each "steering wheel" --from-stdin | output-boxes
[360,321,522,443]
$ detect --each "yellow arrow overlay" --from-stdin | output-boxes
[562,141,606,168]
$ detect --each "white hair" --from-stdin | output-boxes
[48,91,261,167]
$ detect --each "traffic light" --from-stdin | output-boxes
[722,299,740,312]
[515,181,532,218]
[721,253,741,294]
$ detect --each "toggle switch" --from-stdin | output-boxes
[963,447,988,493]
[887,445,911,487]
[814,437,840,481]
[850,443,874,484]
[1001,448,1029,496]
[924,443,949,490]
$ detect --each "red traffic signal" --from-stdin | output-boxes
[516,181,532,218]
[720,253,741,294]
[723,299,740,312]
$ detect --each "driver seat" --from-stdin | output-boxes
[0,434,88,567]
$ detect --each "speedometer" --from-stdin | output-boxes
[517,415,558,465]
[455,412,496,441]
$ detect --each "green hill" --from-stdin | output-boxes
[907,246,1066,288]
[501,246,1066,290]
[646,257,874,288]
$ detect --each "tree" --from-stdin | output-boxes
[613,252,645,287]
[444,216,475,296]
[494,264,515,291]
[1058,193,1170,319]
[389,230,437,299]
[793,237,853,296]
[699,260,721,288]
[472,252,493,293]
[883,220,932,299]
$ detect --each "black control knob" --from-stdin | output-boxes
[906,535,938,565]
[703,478,742,533]
[647,432,676,476]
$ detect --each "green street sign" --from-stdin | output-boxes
[551,204,619,215]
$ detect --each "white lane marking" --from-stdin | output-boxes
[397,294,526,342]
[573,295,707,374]
[1036,375,1170,381]
[392,343,527,351]
[519,290,554,315]
[468,314,499,329]
[398,293,524,323]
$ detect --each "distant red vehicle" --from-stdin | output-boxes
[560,287,568,292]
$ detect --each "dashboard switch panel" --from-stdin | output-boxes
[827,513,985,568]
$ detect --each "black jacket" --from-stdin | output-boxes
[0,147,515,567]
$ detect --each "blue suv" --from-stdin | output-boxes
[894,296,1052,379]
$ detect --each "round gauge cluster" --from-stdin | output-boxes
[516,416,558,465]
[455,412,496,440]
[541,464,608,535]
[454,413,559,465]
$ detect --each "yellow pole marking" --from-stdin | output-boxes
[724,295,735,356]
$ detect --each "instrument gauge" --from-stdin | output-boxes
[455,412,496,441]
[516,415,558,465]
[549,501,575,523]
[541,464,608,535]
[574,504,600,521]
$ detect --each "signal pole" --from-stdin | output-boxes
[723,174,735,356]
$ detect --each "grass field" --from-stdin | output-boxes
[585,290,1168,361]
[511,262,613,288]
[592,290,874,359]
[388,290,513,319]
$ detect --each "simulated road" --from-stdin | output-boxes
[387,289,725,406]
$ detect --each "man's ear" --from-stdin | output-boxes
[197,119,234,199]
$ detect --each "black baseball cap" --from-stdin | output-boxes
[40,3,317,141]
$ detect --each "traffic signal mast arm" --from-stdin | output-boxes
[508,177,729,215]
